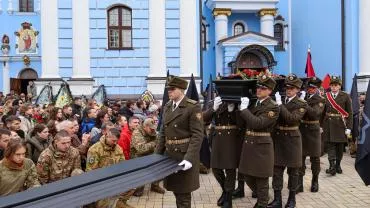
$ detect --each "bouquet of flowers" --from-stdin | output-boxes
[228,68,278,80]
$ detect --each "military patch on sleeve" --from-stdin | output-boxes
[319,102,324,107]
[88,157,95,164]
[268,111,275,118]
[299,108,305,113]
[196,113,202,120]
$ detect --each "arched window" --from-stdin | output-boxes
[274,23,284,51]
[201,22,207,50]
[19,0,34,12]
[234,23,245,36]
[107,5,132,50]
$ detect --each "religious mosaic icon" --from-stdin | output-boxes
[15,22,39,54]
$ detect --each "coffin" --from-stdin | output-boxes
[213,77,308,102]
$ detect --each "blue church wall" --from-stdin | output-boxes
[201,0,216,88]
[165,0,180,76]
[273,0,289,76]
[344,0,359,91]
[228,13,260,36]
[88,0,150,95]
[291,0,342,85]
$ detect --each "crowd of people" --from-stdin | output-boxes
[0,75,367,208]
[0,91,165,208]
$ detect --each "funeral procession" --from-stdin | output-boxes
[0,0,370,207]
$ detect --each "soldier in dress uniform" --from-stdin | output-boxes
[297,77,325,193]
[238,75,280,208]
[268,74,307,208]
[203,96,243,207]
[155,76,204,208]
[322,76,353,175]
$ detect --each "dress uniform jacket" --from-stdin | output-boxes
[272,96,307,168]
[238,97,279,177]
[322,91,353,143]
[155,97,204,193]
[203,103,243,169]
[299,94,325,157]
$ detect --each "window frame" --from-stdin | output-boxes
[201,22,207,51]
[107,5,133,50]
[19,0,34,12]
[274,23,284,51]
[233,22,245,36]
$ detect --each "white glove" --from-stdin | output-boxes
[320,128,323,134]
[300,91,306,100]
[345,129,351,136]
[227,103,235,112]
[275,92,282,106]
[178,160,192,171]
[240,97,250,111]
[213,96,222,111]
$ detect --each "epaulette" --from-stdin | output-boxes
[297,98,307,103]
[187,98,198,105]
[165,100,172,106]
[269,99,277,106]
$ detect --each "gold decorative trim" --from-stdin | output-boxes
[213,8,232,17]
[258,8,277,17]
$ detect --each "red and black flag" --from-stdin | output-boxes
[305,47,316,77]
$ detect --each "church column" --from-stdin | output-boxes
[68,0,94,96]
[259,8,277,37]
[213,8,231,76]
[7,0,13,13]
[359,0,370,76]
[71,0,91,79]
[146,0,167,96]
[180,0,199,77]
[2,59,10,94]
[40,0,60,78]
[358,0,370,91]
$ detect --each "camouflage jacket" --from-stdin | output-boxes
[86,136,125,171]
[36,144,82,184]
[130,127,157,159]
[0,158,40,196]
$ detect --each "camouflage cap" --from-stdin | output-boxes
[284,73,303,89]
[166,76,188,90]
[307,76,322,88]
[256,75,276,90]
[143,118,158,130]
[330,75,342,85]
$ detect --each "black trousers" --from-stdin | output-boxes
[174,192,191,208]
[212,168,236,192]
[272,166,299,192]
[299,156,320,176]
[327,142,344,161]
[245,175,269,206]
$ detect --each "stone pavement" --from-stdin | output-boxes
[128,153,370,208]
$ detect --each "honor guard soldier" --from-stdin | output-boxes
[297,77,325,193]
[155,76,204,208]
[322,76,353,175]
[268,74,307,208]
[238,75,279,208]
[203,96,243,207]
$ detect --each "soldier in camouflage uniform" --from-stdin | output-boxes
[87,128,134,208]
[37,130,82,184]
[131,117,165,196]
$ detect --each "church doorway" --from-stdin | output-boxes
[10,68,38,95]
[229,44,277,74]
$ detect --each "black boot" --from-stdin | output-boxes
[252,191,257,198]
[217,191,225,206]
[267,190,282,208]
[232,181,245,198]
[296,176,303,194]
[325,160,336,176]
[336,160,343,174]
[284,191,296,208]
[222,192,232,208]
[311,174,319,192]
